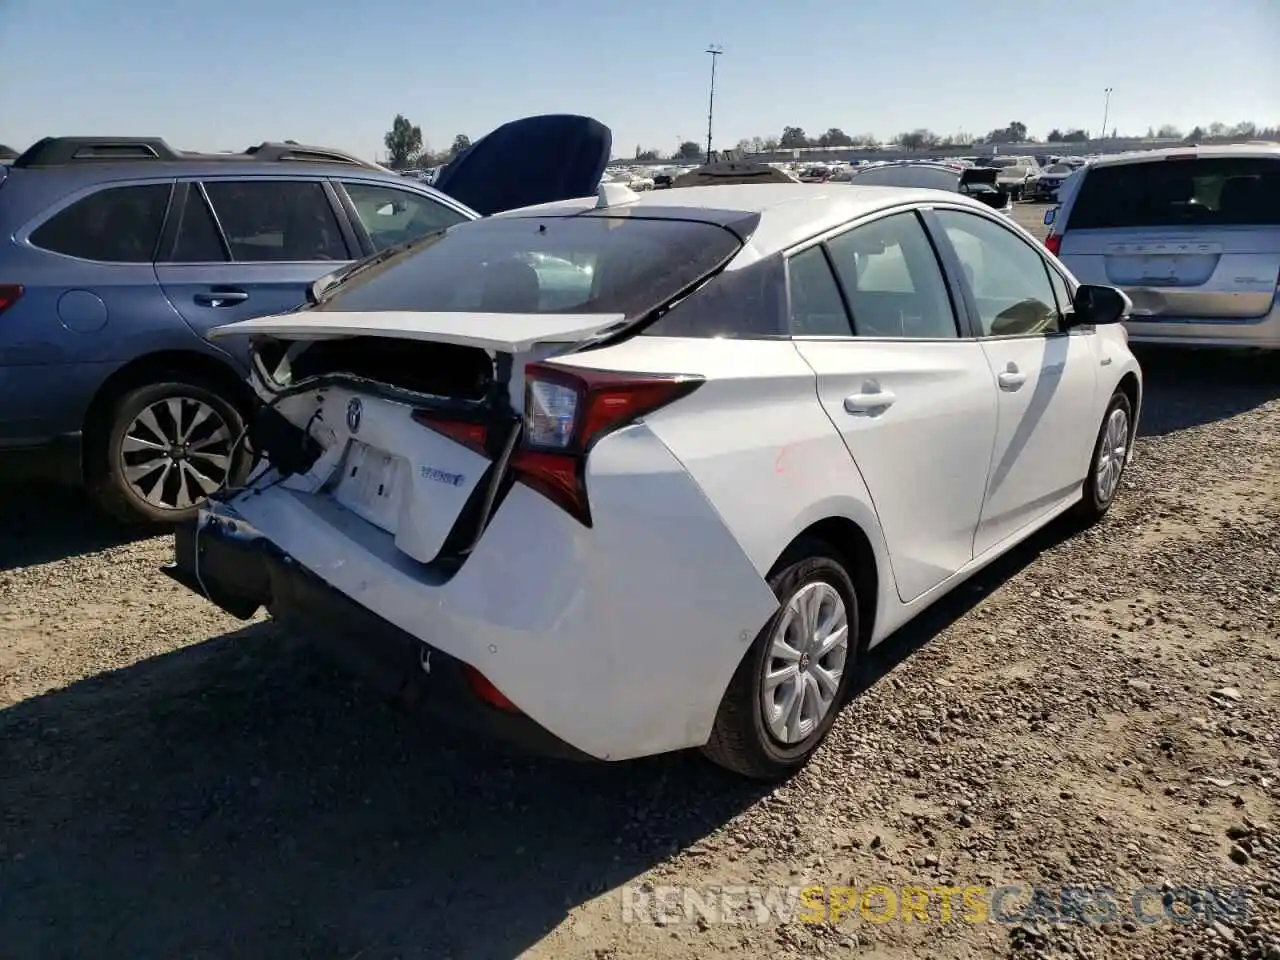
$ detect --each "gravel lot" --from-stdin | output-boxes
[1,204,1277,960]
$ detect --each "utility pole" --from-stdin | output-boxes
[1100,87,1113,142]
[705,45,723,164]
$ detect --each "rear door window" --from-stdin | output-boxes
[169,187,229,262]
[30,183,172,262]
[1067,157,1280,229]
[202,180,349,262]
[824,212,959,338]
[341,182,469,252]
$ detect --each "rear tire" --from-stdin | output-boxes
[1073,389,1133,526]
[90,377,249,525]
[702,540,860,781]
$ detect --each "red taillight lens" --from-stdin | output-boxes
[409,411,488,456]
[0,284,24,314]
[1045,233,1062,256]
[463,665,520,713]
[411,364,702,526]
[512,363,703,524]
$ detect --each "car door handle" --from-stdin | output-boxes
[997,370,1027,390]
[194,289,249,307]
[844,389,897,414]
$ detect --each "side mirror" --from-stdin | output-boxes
[1068,283,1130,327]
[1043,208,1057,226]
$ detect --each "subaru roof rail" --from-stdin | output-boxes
[241,141,378,167]
[12,136,380,170]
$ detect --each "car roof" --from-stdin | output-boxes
[495,183,997,261]
[1087,143,1280,169]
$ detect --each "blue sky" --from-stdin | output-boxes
[2,0,1277,160]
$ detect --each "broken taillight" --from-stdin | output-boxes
[412,363,703,525]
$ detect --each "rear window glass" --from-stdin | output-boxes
[1067,157,1280,229]
[312,214,743,319]
[31,183,172,262]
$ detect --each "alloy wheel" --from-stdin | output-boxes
[118,396,235,512]
[760,581,850,744]
[1094,406,1129,504]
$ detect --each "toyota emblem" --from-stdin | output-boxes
[346,397,362,433]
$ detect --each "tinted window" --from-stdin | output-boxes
[937,210,1059,336]
[169,187,228,262]
[788,247,850,336]
[1067,157,1280,229]
[825,213,958,338]
[31,184,171,262]
[343,182,468,252]
[644,256,787,338]
[312,215,741,319]
[203,180,348,262]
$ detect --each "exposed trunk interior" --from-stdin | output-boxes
[256,336,494,401]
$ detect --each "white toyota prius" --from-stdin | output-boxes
[166,179,1142,780]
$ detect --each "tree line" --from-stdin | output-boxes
[629,119,1278,161]
[383,114,473,169]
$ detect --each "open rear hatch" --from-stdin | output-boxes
[206,203,750,569]
[210,311,628,567]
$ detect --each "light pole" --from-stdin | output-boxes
[1100,87,1113,142]
[705,45,723,164]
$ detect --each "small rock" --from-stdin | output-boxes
[1213,687,1243,702]
[1228,844,1250,865]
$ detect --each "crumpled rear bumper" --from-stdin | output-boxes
[162,514,593,761]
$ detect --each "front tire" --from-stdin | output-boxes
[702,541,860,780]
[90,378,248,525]
[1074,389,1133,525]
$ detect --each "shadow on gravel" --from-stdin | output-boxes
[0,622,769,960]
[852,509,1079,694]
[1133,346,1279,437]
[0,483,154,572]
[0,512,1082,960]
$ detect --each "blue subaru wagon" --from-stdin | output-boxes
[0,119,610,522]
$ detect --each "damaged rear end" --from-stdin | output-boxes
[163,204,776,759]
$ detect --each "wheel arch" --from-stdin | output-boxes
[773,515,881,653]
[81,349,253,479]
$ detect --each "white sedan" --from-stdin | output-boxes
[166,182,1142,780]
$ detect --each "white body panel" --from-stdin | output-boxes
[222,424,780,761]
[972,332,1099,551]
[211,310,627,352]
[184,184,1146,762]
[791,339,997,603]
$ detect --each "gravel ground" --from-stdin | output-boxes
[1,204,1277,960]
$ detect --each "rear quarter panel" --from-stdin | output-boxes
[558,336,899,642]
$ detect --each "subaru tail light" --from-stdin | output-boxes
[412,363,702,526]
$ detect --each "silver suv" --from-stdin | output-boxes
[1045,145,1280,349]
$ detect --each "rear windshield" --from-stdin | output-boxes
[311,213,744,318]
[1067,156,1280,230]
